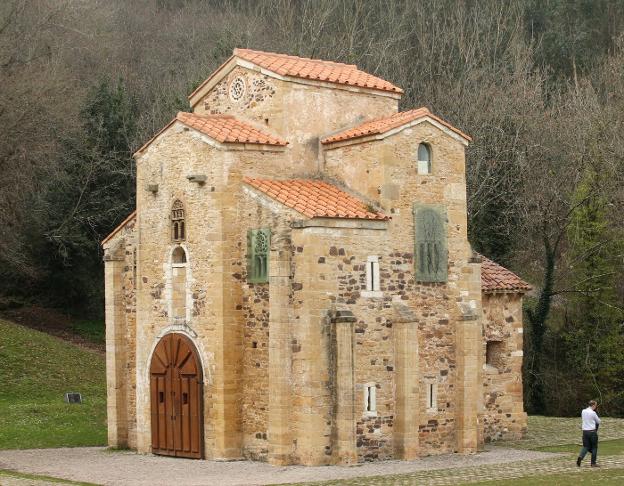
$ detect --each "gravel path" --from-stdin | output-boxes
[0,447,557,486]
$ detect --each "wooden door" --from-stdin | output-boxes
[150,333,203,458]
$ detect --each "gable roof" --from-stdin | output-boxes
[481,256,531,293]
[244,177,388,220]
[188,48,403,105]
[176,112,287,146]
[321,107,472,145]
[102,211,136,246]
[234,48,403,94]
[134,112,287,156]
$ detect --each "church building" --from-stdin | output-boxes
[102,48,530,465]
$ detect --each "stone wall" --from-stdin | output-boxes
[194,65,398,176]
[480,292,527,442]
[323,121,482,455]
[133,119,303,460]
[103,216,137,448]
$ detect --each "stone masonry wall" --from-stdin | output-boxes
[134,120,303,459]
[237,191,300,461]
[323,123,480,455]
[194,66,398,176]
[481,293,527,442]
[103,217,137,449]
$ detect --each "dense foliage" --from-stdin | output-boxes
[0,0,622,416]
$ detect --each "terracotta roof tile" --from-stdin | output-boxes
[481,255,531,293]
[321,107,472,144]
[244,178,388,221]
[176,112,287,146]
[234,48,403,94]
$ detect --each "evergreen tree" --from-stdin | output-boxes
[39,79,137,315]
[558,169,624,415]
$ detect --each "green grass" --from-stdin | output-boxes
[0,319,107,449]
[471,468,624,485]
[0,468,98,485]
[535,438,624,456]
[70,319,105,345]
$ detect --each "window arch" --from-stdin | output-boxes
[417,143,432,175]
[171,200,185,242]
[172,246,187,264]
[170,246,188,322]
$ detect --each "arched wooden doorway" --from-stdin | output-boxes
[150,333,203,458]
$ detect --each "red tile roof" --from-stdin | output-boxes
[234,48,403,94]
[176,112,287,146]
[244,178,388,220]
[481,256,531,293]
[321,107,472,144]
[134,112,287,156]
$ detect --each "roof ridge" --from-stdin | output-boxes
[321,106,471,145]
[178,112,235,120]
[234,47,358,69]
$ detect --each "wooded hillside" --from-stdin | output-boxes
[0,0,622,417]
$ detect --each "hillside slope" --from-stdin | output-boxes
[0,319,106,449]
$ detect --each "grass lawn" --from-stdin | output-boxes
[535,438,624,455]
[0,468,98,485]
[471,468,624,485]
[0,319,107,449]
[70,319,105,345]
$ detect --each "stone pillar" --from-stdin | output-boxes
[333,310,357,465]
[213,183,243,459]
[268,243,292,465]
[455,254,483,454]
[393,304,419,460]
[104,245,128,448]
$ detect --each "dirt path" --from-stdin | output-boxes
[0,446,559,486]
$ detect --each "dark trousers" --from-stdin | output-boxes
[579,430,598,465]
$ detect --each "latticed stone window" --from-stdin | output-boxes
[171,200,185,242]
[413,204,447,282]
[247,228,270,283]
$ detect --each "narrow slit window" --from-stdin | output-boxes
[364,384,377,415]
[159,391,164,403]
[426,381,437,411]
[417,143,432,174]
[366,256,380,292]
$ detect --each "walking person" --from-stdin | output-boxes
[577,400,601,467]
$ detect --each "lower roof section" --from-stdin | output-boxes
[243,177,388,220]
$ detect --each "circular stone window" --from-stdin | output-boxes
[229,77,246,102]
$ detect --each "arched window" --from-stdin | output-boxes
[171,246,188,321]
[417,143,432,175]
[171,200,185,242]
[172,246,187,264]
[413,205,447,282]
